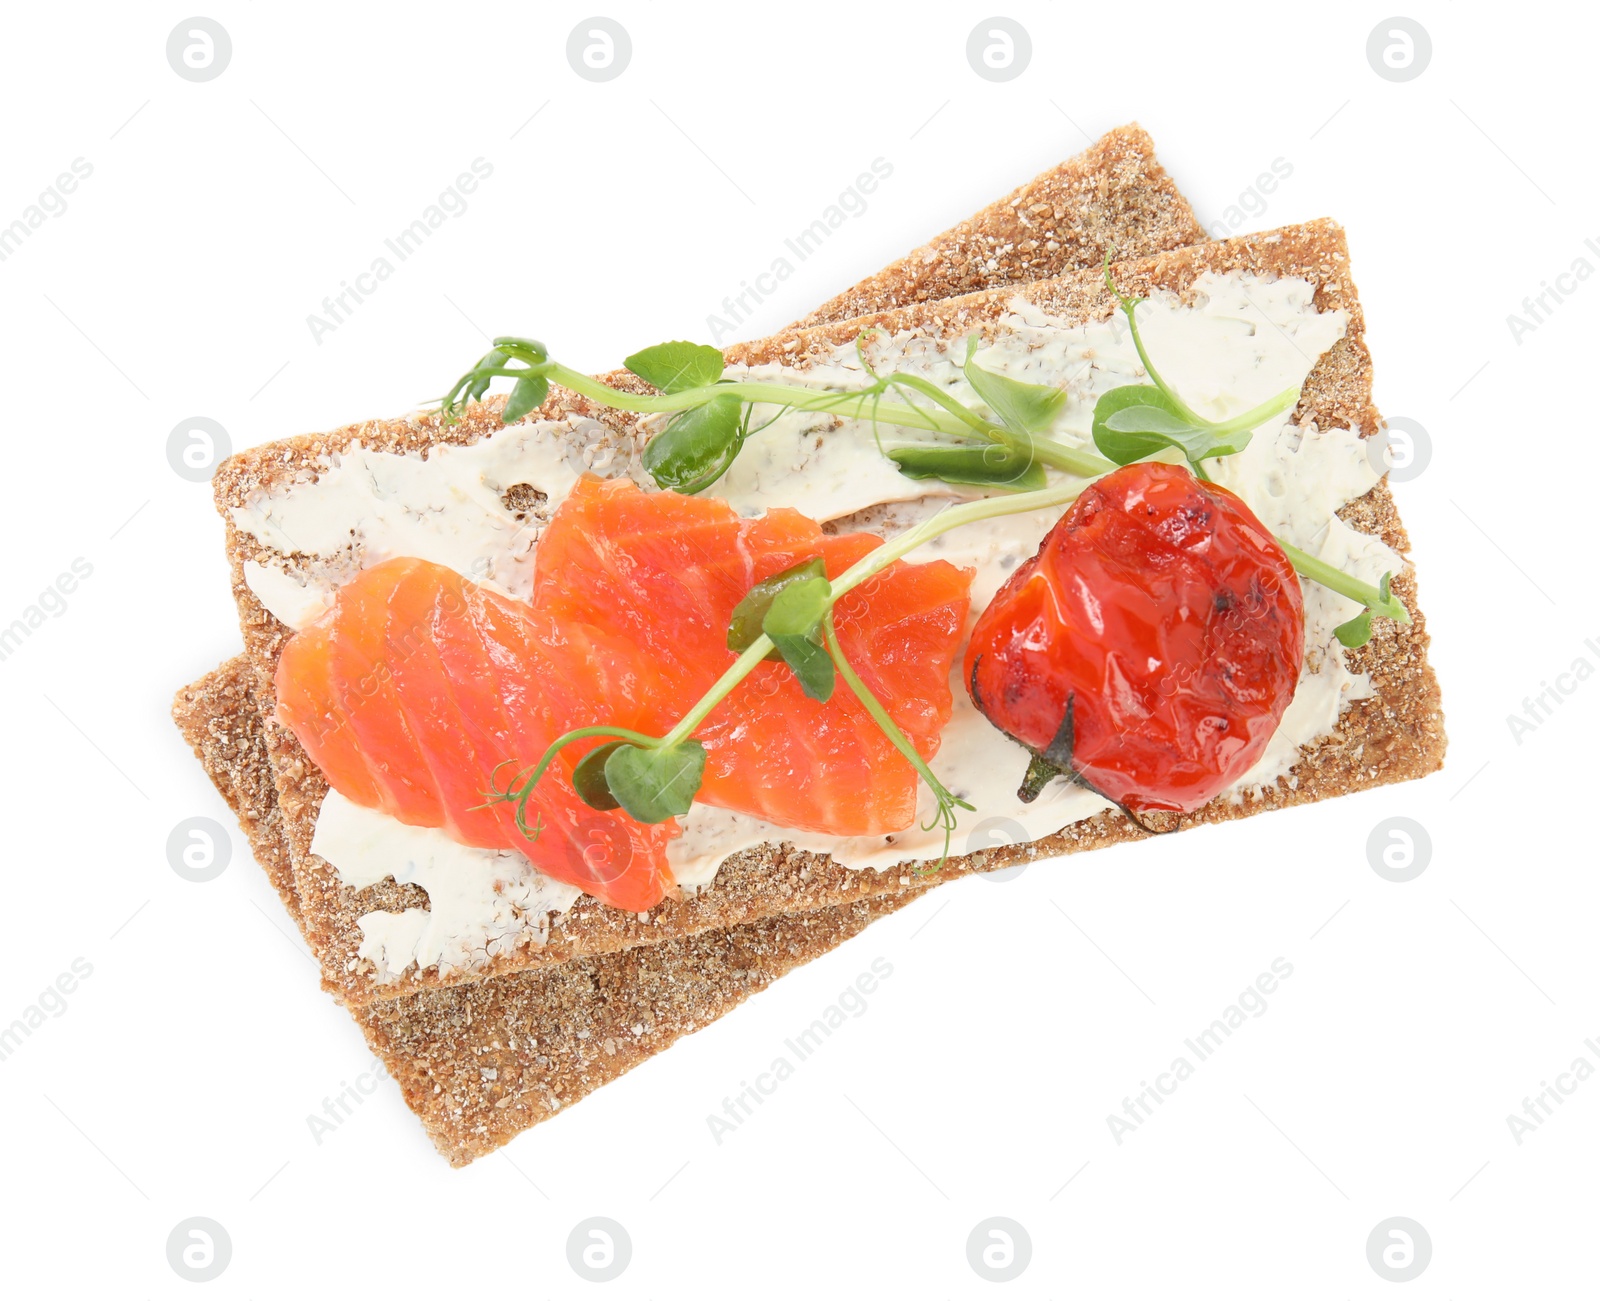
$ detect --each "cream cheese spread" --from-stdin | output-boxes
[232,271,1401,979]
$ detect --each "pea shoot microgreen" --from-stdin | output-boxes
[1332,570,1404,648]
[460,252,1418,846]
[758,569,836,703]
[483,485,1085,864]
[1091,253,1301,478]
[821,609,975,862]
[726,556,826,662]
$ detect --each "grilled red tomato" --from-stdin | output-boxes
[963,461,1304,814]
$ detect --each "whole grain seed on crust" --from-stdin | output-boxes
[211,218,1444,1009]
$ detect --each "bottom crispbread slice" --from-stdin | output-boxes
[174,659,921,1165]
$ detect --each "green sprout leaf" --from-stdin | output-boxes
[642,393,744,493]
[1103,402,1204,436]
[1333,572,1397,649]
[572,740,625,810]
[762,574,835,702]
[962,342,1068,436]
[1333,607,1374,649]
[1092,385,1186,464]
[889,442,1046,491]
[491,336,548,358]
[625,341,725,394]
[500,372,550,423]
[603,741,707,823]
[464,349,507,404]
[1091,384,1255,468]
[728,556,828,660]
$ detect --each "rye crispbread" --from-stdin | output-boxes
[179,136,1443,1162]
[211,128,1249,1007]
[173,659,920,1165]
[214,216,1444,1009]
[171,129,1211,1162]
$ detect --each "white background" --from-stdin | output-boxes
[0,2,1595,1295]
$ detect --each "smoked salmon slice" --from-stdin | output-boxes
[277,557,677,912]
[532,477,973,835]
[275,476,973,911]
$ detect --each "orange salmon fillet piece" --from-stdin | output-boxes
[532,477,973,836]
[277,557,676,912]
[276,476,973,909]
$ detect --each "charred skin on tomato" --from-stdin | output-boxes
[963,462,1305,815]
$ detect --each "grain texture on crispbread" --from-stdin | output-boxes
[172,661,302,927]
[172,134,1213,1162]
[180,144,1445,1163]
[173,656,922,1165]
[212,130,1235,1007]
[791,123,1205,327]
[214,219,1443,1008]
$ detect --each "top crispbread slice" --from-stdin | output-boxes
[210,127,1211,1007]
[214,217,1444,1009]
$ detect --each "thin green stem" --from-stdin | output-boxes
[830,482,1087,602]
[1113,300,1206,428]
[470,357,1115,480]
[1208,385,1302,438]
[656,483,1087,753]
[481,723,664,840]
[658,636,776,748]
[1278,540,1411,622]
[822,612,973,828]
[485,724,661,802]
